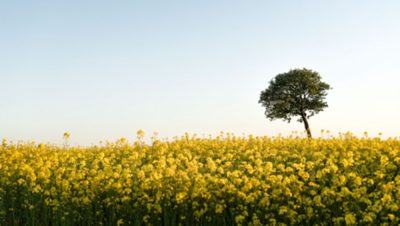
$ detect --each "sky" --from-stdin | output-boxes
[1,1,400,145]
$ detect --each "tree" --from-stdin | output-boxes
[258,68,331,138]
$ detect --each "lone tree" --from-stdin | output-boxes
[259,68,331,138]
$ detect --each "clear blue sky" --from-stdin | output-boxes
[1,1,400,144]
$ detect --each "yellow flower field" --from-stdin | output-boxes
[0,132,399,225]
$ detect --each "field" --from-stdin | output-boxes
[0,131,399,226]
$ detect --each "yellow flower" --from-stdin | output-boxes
[388,214,395,221]
[117,219,124,226]
[380,155,389,165]
[235,215,245,225]
[345,213,357,225]
[362,212,375,223]
[381,194,392,203]
[63,132,70,139]
[215,203,224,214]
[175,192,186,204]
[17,178,25,185]
[299,171,310,180]
[136,129,145,138]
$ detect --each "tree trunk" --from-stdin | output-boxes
[301,112,312,139]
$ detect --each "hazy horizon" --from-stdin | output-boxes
[1,1,400,145]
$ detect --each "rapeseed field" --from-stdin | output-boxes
[0,131,399,225]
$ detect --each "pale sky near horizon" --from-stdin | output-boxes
[1,1,400,145]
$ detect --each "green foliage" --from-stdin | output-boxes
[259,68,331,137]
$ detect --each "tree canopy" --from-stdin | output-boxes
[259,68,331,138]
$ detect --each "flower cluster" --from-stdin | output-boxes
[0,132,399,225]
